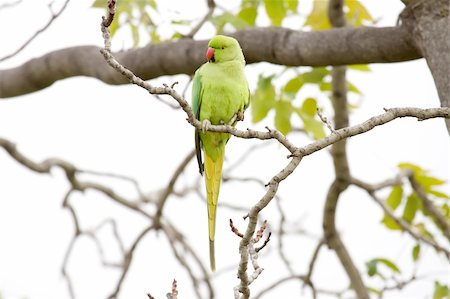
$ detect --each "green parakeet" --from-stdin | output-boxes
[192,35,250,271]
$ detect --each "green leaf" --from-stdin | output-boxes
[149,29,161,43]
[212,12,248,33]
[283,76,304,95]
[433,281,450,299]
[415,222,435,239]
[296,107,326,140]
[429,190,450,199]
[375,258,401,273]
[264,0,287,26]
[412,244,421,262]
[285,68,329,97]
[347,80,362,95]
[346,0,374,27]
[304,0,331,30]
[302,67,329,83]
[319,81,331,91]
[274,99,293,135]
[238,1,258,26]
[171,20,192,25]
[366,260,377,277]
[386,185,403,211]
[381,215,401,230]
[92,0,105,8]
[301,98,317,117]
[367,287,381,295]
[148,0,158,10]
[403,193,419,223]
[398,162,424,175]
[367,258,401,277]
[286,0,298,13]
[109,15,120,37]
[303,117,326,139]
[416,174,446,188]
[252,75,276,123]
[348,64,371,72]
[441,204,450,218]
[130,24,140,47]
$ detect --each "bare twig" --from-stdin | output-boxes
[0,0,22,10]
[255,232,271,253]
[162,221,214,299]
[154,149,196,225]
[317,108,336,133]
[168,279,178,299]
[351,178,450,259]
[79,168,147,202]
[184,0,216,38]
[107,224,155,299]
[101,0,116,27]
[230,219,244,238]
[254,275,308,299]
[275,198,295,275]
[303,239,325,298]
[233,220,270,299]
[0,0,70,62]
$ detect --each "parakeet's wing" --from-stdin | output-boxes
[192,70,204,175]
[245,88,251,110]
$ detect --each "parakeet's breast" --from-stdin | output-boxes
[199,62,249,125]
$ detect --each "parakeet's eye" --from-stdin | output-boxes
[221,46,224,49]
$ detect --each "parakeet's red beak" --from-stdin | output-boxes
[206,47,215,62]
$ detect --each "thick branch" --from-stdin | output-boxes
[0,26,420,98]
[401,0,450,132]
[323,3,369,298]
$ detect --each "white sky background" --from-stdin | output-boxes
[0,1,449,299]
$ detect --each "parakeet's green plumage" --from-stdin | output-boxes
[192,35,250,271]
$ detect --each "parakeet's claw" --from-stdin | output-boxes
[201,119,211,133]
[237,110,245,121]
[227,110,245,125]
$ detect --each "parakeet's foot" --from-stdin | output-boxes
[201,119,211,133]
[227,110,245,125]
[237,110,245,121]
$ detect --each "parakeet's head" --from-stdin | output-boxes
[206,35,245,64]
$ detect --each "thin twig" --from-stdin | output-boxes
[107,225,155,299]
[317,108,335,132]
[0,0,70,62]
[184,0,216,38]
[408,175,450,241]
[351,178,450,259]
[101,0,116,27]
[0,0,22,10]
[154,149,196,225]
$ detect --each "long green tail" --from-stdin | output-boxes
[204,151,224,272]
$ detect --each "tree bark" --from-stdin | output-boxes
[0,26,420,98]
[401,0,450,132]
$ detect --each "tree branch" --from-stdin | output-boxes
[401,0,450,132]
[0,0,70,62]
[183,0,215,38]
[351,177,450,259]
[95,10,450,297]
[408,176,450,241]
[0,25,421,98]
[323,3,369,297]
